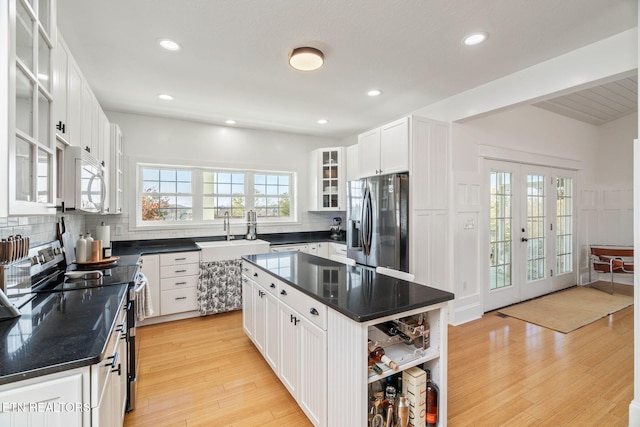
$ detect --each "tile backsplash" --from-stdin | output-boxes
[0,213,85,247]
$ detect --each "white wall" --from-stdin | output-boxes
[447,105,611,324]
[93,111,347,241]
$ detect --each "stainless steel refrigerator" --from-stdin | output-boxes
[346,172,409,272]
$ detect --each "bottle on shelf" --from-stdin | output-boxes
[397,395,410,427]
[368,341,399,370]
[375,321,413,344]
[368,357,383,375]
[382,385,396,427]
[426,369,439,427]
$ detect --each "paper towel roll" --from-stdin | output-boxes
[96,223,111,248]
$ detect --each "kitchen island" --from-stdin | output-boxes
[242,251,454,427]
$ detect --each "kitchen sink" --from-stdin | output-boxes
[196,239,271,262]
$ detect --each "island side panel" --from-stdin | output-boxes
[327,308,369,426]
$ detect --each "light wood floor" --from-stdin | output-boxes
[125,294,634,426]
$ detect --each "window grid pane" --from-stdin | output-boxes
[254,174,290,218]
[556,177,574,274]
[141,167,193,222]
[489,171,512,291]
[527,174,546,282]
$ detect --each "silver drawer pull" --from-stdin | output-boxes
[175,269,187,273]
[175,296,187,300]
[310,308,319,316]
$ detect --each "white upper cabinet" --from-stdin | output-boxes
[5,0,57,215]
[308,147,346,211]
[357,117,409,178]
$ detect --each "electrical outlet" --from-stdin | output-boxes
[115,225,123,236]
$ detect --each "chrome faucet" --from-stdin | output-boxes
[223,211,234,240]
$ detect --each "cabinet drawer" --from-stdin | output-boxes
[91,301,126,408]
[243,265,279,296]
[332,243,347,256]
[160,263,199,278]
[160,251,199,266]
[278,283,327,330]
[160,288,198,315]
[160,275,199,291]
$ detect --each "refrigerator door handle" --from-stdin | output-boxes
[362,187,373,256]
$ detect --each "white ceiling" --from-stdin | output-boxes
[56,0,638,139]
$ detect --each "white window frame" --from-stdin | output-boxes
[135,163,297,229]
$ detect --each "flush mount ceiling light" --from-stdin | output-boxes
[225,119,236,125]
[367,89,382,97]
[289,47,324,71]
[317,119,328,125]
[159,39,181,51]
[462,32,488,46]
[158,94,173,101]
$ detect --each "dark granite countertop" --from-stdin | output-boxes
[242,252,454,322]
[0,283,128,385]
[111,232,346,257]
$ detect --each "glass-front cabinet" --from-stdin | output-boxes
[7,0,56,215]
[309,147,346,211]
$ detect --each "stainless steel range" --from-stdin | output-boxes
[0,240,140,412]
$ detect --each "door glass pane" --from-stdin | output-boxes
[16,68,34,137]
[37,148,49,203]
[527,175,545,281]
[489,171,512,290]
[16,138,33,202]
[38,29,51,91]
[38,0,51,36]
[38,89,50,145]
[556,177,574,274]
[16,0,34,70]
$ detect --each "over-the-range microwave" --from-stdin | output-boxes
[64,146,106,213]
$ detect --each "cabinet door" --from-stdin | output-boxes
[316,242,330,259]
[53,35,69,142]
[140,254,160,319]
[264,290,280,372]
[0,371,86,427]
[67,59,83,147]
[358,128,381,178]
[115,330,128,425]
[278,303,300,397]
[298,316,327,427]
[380,117,409,175]
[242,278,255,340]
[253,284,266,354]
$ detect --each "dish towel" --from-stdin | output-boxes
[135,271,154,321]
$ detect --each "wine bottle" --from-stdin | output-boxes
[369,346,399,370]
[426,369,439,427]
[375,321,413,344]
[368,341,398,371]
[368,357,383,375]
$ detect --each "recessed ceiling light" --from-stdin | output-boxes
[462,32,488,46]
[317,119,328,125]
[225,119,236,125]
[367,89,382,97]
[158,94,173,101]
[159,39,181,51]
[289,47,324,71]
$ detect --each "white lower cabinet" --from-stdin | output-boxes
[159,252,199,315]
[0,368,90,427]
[91,297,128,427]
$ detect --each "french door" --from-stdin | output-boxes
[485,160,577,312]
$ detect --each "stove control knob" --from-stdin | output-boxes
[30,256,39,266]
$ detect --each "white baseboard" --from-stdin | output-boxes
[451,301,483,325]
[629,399,640,427]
